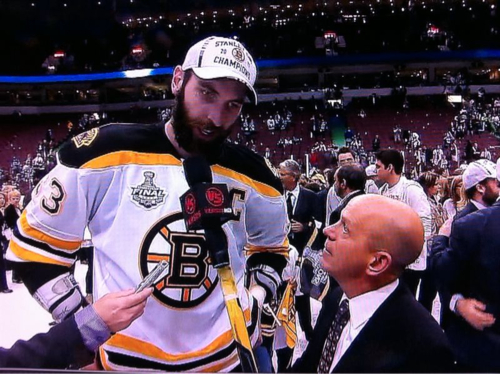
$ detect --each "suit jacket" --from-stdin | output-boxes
[454,201,477,221]
[316,188,329,225]
[328,190,364,225]
[430,200,478,329]
[0,315,94,369]
[432,201,500,371]
[292,283,454,373]
[287,186,319,254]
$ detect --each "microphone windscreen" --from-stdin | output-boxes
[183,156,213,187]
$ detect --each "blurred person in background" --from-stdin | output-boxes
[417,172,446,312]
[0,192,12,293]
[4,190,22,284]
[442,176,467,220]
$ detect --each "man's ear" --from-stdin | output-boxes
[476,183,486,195]
[171,66,184,96]
[366,251,392,276]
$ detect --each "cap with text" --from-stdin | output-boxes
[497,157,500,181]
[463,159,497,190]
[182,36,257,104]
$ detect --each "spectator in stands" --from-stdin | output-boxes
[393,125,402,143]
[481,146,492,161]
[344,127,354,147]
[472,142,481,160]
[372,134,381,152]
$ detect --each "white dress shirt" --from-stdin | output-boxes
[329,279,399,373]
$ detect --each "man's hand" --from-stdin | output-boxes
[93,288,153,333]
[438,216,453,237]
[456,298,496,331]
[290,219,305,233]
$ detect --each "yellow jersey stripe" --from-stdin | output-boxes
[212,164,282,198]
[105,308,251,363]
[9,240,72,267]
[81,151,182,169]
[19,211,82,252]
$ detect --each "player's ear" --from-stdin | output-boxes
[171,66,184,96]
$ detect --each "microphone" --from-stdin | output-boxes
[180,156,233,267]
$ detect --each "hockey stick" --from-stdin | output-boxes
[217,266,259,372]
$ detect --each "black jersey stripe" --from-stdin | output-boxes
[13,226,77,260]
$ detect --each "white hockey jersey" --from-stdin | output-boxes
[7,123,289,371]
[379,176,432,271]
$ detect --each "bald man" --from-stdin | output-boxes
[293,195,455,373]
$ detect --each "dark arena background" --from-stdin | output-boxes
[1,0,499,369]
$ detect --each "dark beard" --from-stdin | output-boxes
[171,90,231,160]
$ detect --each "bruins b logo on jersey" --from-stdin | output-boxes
[139,212,219,308]
[72,128,99,148]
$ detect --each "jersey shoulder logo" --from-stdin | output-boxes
[131,171,167,210]
[72,128,99,148]
[264,158,280,179]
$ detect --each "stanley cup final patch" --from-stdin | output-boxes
[131,171,167,210]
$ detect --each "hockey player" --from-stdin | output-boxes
[7,36,289,371]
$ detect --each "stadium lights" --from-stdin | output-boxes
[123,69,153,79]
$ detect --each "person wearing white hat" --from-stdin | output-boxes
[431,159,500,336]
[458,158,499,219]
[431,158,500,371]
[7,36,290,372]
[168,36,258,159]
[364,164,379,194]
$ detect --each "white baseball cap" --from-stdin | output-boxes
[365,164,377,177]
[182,36,257,104]
[463,159,497,190]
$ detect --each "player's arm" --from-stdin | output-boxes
[7,162,109,322]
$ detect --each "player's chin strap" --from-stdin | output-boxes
[33,273,87,322]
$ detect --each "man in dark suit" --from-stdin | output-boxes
[431,159,499,329]
[293,195,454,373]
[0,287,152,369]
[277,159,319,370]
[328,164,366,225]
[431,160,500,371]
